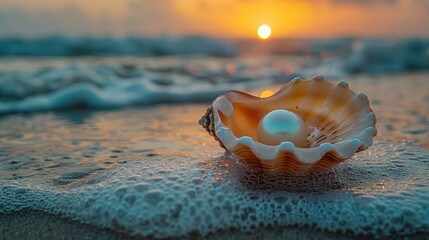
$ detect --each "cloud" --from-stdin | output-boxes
[0,0,187,37]
[239,0,398,4]
[330,0,398,4]
[0,0,427,38]
[0,6,98,37]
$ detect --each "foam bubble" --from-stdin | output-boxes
[1,142,428,238]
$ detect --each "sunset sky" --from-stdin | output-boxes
[0,0,428,38]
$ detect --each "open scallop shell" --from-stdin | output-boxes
[199,76,377,171]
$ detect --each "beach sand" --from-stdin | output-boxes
[3,210,428,240]
[0,210,130,240]
[1,72,428,239]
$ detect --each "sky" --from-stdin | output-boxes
[0,0,428,38]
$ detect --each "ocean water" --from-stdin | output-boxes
[0,38,429,239]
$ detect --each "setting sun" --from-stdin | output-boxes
[260,90,274,98]
[257,24,271,40]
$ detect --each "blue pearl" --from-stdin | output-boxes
[257,109,307,147]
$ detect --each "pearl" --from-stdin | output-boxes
[257,109,307,147]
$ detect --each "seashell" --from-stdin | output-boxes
[199,76,377,171]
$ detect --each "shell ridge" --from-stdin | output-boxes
[305,78,337,133]
[212,95,234,119]
[333,139,362,159]
[298,76,326,121]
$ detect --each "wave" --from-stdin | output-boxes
[1,38,429,114]
[0,61,285,114]
[0,36,237,57]
[342,39,429,74]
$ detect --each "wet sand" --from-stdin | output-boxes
[0,210,130,240]
[2,210,428,240]
[1,73,428,239]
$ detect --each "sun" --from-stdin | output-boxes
[257,24,271,40]
[260,90,273,98]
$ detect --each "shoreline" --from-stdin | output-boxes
[0,209,131,240]
[1,210,427,240]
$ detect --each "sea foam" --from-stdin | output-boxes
[1,142,428,238]
[0,60,288,114]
